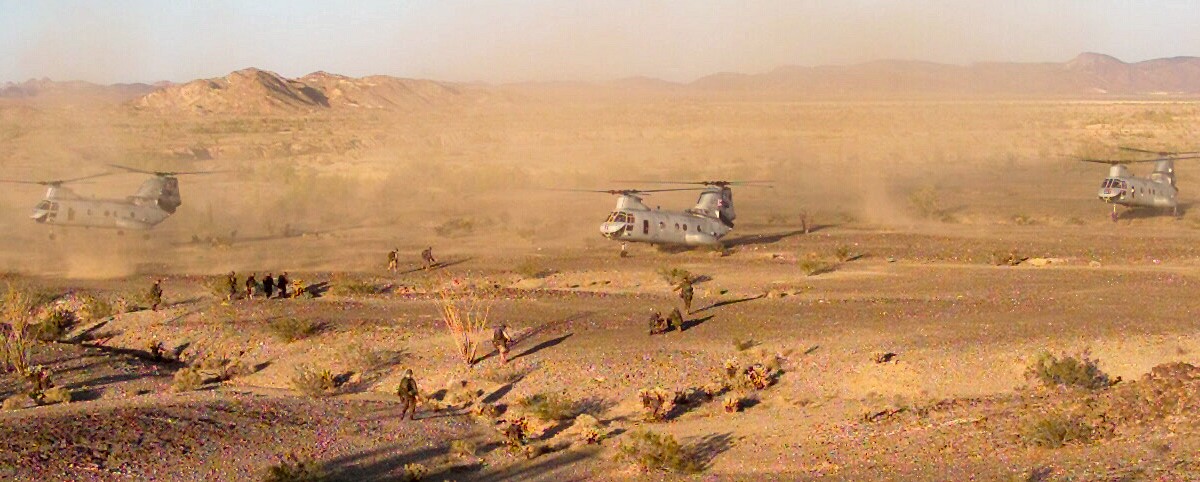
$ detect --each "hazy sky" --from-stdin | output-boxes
[1,0,1198,84]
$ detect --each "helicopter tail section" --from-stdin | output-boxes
[692,186,736,227]
[1150,159,1177,187]
[133,176,182,214]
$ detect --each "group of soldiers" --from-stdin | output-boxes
[649,277,695,335]
[387,246,439,272]
[395,322,514,421]
[225,271,298,301]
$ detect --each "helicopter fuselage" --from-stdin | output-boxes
[1098,176,1177,209]
[601,209,730,246]
[31,196,169,231]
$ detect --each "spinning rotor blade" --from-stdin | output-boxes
[547,187,702,195]
[1119,146,1200,157]
[0,171,113,186]
[109,164,231,177]
[1081,155,1200,164]
[612,179,773,187]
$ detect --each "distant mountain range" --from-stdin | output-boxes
[5,53,1200,114]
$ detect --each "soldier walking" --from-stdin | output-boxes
[676,278,694,314]
[149,279,163,311]
[245,273,258,299]
[421,246,437,271]
[387,248,399,272]
[263,273,275,299]
[493,323,513,364]
[396,369,419,420]
[277,272,289,299]
[226,271,238,302]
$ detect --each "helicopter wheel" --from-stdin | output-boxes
[48,232,56,241]
[619,242,629,258]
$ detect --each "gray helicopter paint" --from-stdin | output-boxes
[1094,159,1180,210]
[599,186,735,246]
[26,176,182,231]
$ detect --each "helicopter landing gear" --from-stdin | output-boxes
[1110,206,1119,223]
[48,232,56,240]
[117,230,125,236]
[619,242,629,258]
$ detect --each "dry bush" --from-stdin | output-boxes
[721,353,785,392]
[908,186,951,221]
[834,245,854,262]
[436,279,494,367]
[515,258,553,279]
[30,307,76,342]
[989,251,1027,266]
[24,365,53,400]
[77,295,115,322]
[573,413,608,444]
[173,367,203,392]
[638,387,676,422]
[518,392,577,421]
[1019,413,1093,448]
[732,337,757,352]
[292,366,338,397]
[502,417,530,450]
[434,217,476,238]
[262,453,327,482]
[477,364,525,385]
[329,279,380,296]
[41,386,71,405]
[797,256,834,276]
[2,394,35,411]
[1106,362,1200,424]
[197,355,249,382]
[268,318,324,343]
[449,439,477,458]
[203,276,231,301]
[656,267,692,286]
[615,429,703,474]
[0,285,37,376]
[723,396,742,413]
[1025,351,1113,390]
[401,462,428,481]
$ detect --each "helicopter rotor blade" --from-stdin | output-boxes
[0,171,114,186]
[544,187,703,195]
[611,179,773,187]
[1119,146,1200,157]
[1082,155,1200,164]
[109,164,231,176]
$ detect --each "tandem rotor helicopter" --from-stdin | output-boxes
[562,180,770,252]
[1082,147,1200,222]
[0,164,221,238]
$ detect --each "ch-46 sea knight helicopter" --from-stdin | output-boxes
[565,180,769,252]
[1082,147,1200,222]
[0,164,220,238]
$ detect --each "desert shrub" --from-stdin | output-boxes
[723,396,742,413]
[262,453,327,482]
[24,365,53,400]
[1108,362,1200,423]
[615,429,703,474]
[197,355,249,382]
[401,462,428,481]
[268,318,324,343]
[147,340,169,362]
[502,417,530,449]
[574,413,608,444]
[173,367,203,392]
[203,276,231,300]
[291,366,338,397]
[638,387,676,422]
[77,295,115,322]
[329,279,380,296]
[41,386,72,405]
[989,251,1026,266]
[477,364,524,385]
[731,337,757,352]
[1019,413,1092,448]
[30,307,75,342]
[518,392,577,421]
[473,401,500,420]
[798,257,833,276]
[908,186,950,221]
[436,279,494,366]
[2,394,35,411]
[1025,351,1112,390]
[515,258,553,279]
[1012,214,1036,226]
[449,439,477,458]
[834,245,854,262]
[656,267,692,286]
[722,355,784,392]
[435,217,475,238]
[0,285,37,375]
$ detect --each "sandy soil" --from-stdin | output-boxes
[2,96,1200,480]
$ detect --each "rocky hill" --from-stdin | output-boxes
[0,78,158,103]
[133,68,497,115]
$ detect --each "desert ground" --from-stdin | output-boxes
[2,83,1200,481]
